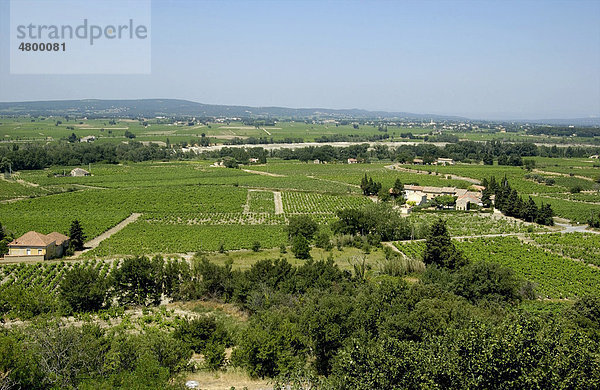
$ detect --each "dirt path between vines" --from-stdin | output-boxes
[273,191,284,214]
[73,213,142,257]
[532,168,595,182]
[306,175,361,189]
[384,164,482,185]
[1,174,41,187]
[242,169,286,177]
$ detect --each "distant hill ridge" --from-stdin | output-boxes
[0,99,597,125]
[0,99,464,120]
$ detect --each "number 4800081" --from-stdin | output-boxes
[18,42,65,51]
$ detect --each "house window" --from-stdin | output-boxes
[38,249,42,254]
[26,248,31,255]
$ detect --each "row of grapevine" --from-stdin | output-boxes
[456,237,600,299]
[0,259,113,293]
[530,232,600,267]
[282,191,372,213]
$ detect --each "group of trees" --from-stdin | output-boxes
[332,203,411,242]
[0,320,192,389]
[360,174,382,196]
[2,219,600,388]
[588,211,600,228]
[2,138,599,174]
[0,142,183,172]
[286,215,320,259]
[483,176,554,225]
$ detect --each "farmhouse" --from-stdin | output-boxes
[4,231,69,262]
[347,158,358,164]
[404,185,467,200]
[402,184,483,210]
[412,158,424,165]
[406,192,428,206]
[71,168,90,177]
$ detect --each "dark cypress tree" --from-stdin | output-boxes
[525,197,538,223]
[536,203,555,226]
[488,176,498,192]
[391,178,404,198]
[360,174,369,195]
[506,190,519,216]
[423,218,468,270]
[68,219,86,251]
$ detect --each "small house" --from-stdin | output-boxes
[4,231,70,262]
[347,158,358,164]
[80,135,96,143]
[249,158,259,164]
[412,158,424,165]
[70,168,90,177]
[456,193,483,211]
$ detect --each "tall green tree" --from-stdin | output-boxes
[287,215,318,241]
[291,235,311,260]
[112,256,161,306]
[60,266,109,312]
[68,220,86,251]
[423,218,468,269]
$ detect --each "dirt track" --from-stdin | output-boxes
[74,213,141,257]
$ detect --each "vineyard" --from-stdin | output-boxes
[531,195,600,223]
[83,221,287,256]
[456,237,600,299]
[530,232,600,267]
[544,192,600,203]
[0,259,113,294]
[393,236,600,299]
[247,190,275,213]
[394,241,426,260]
[406,212,551,237]
[146,212,286,225]
[0,178,49,200]
[281,191,372,213]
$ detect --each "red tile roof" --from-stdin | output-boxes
[9,231,69,247]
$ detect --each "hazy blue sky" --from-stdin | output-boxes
[1,0,599,119]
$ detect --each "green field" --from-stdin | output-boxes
[1,157,572,257]
[0,117,419,144]
[395,236,600,299]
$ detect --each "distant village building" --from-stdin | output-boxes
[347,158,358,164]
[5,231,69,262]
[412,158,424,165]
[435,158,455,166]
[80,135,96,143]
[249,158,259,163]
[70,168,90,177]
[313,159,321,164]
[590,155,599,159]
